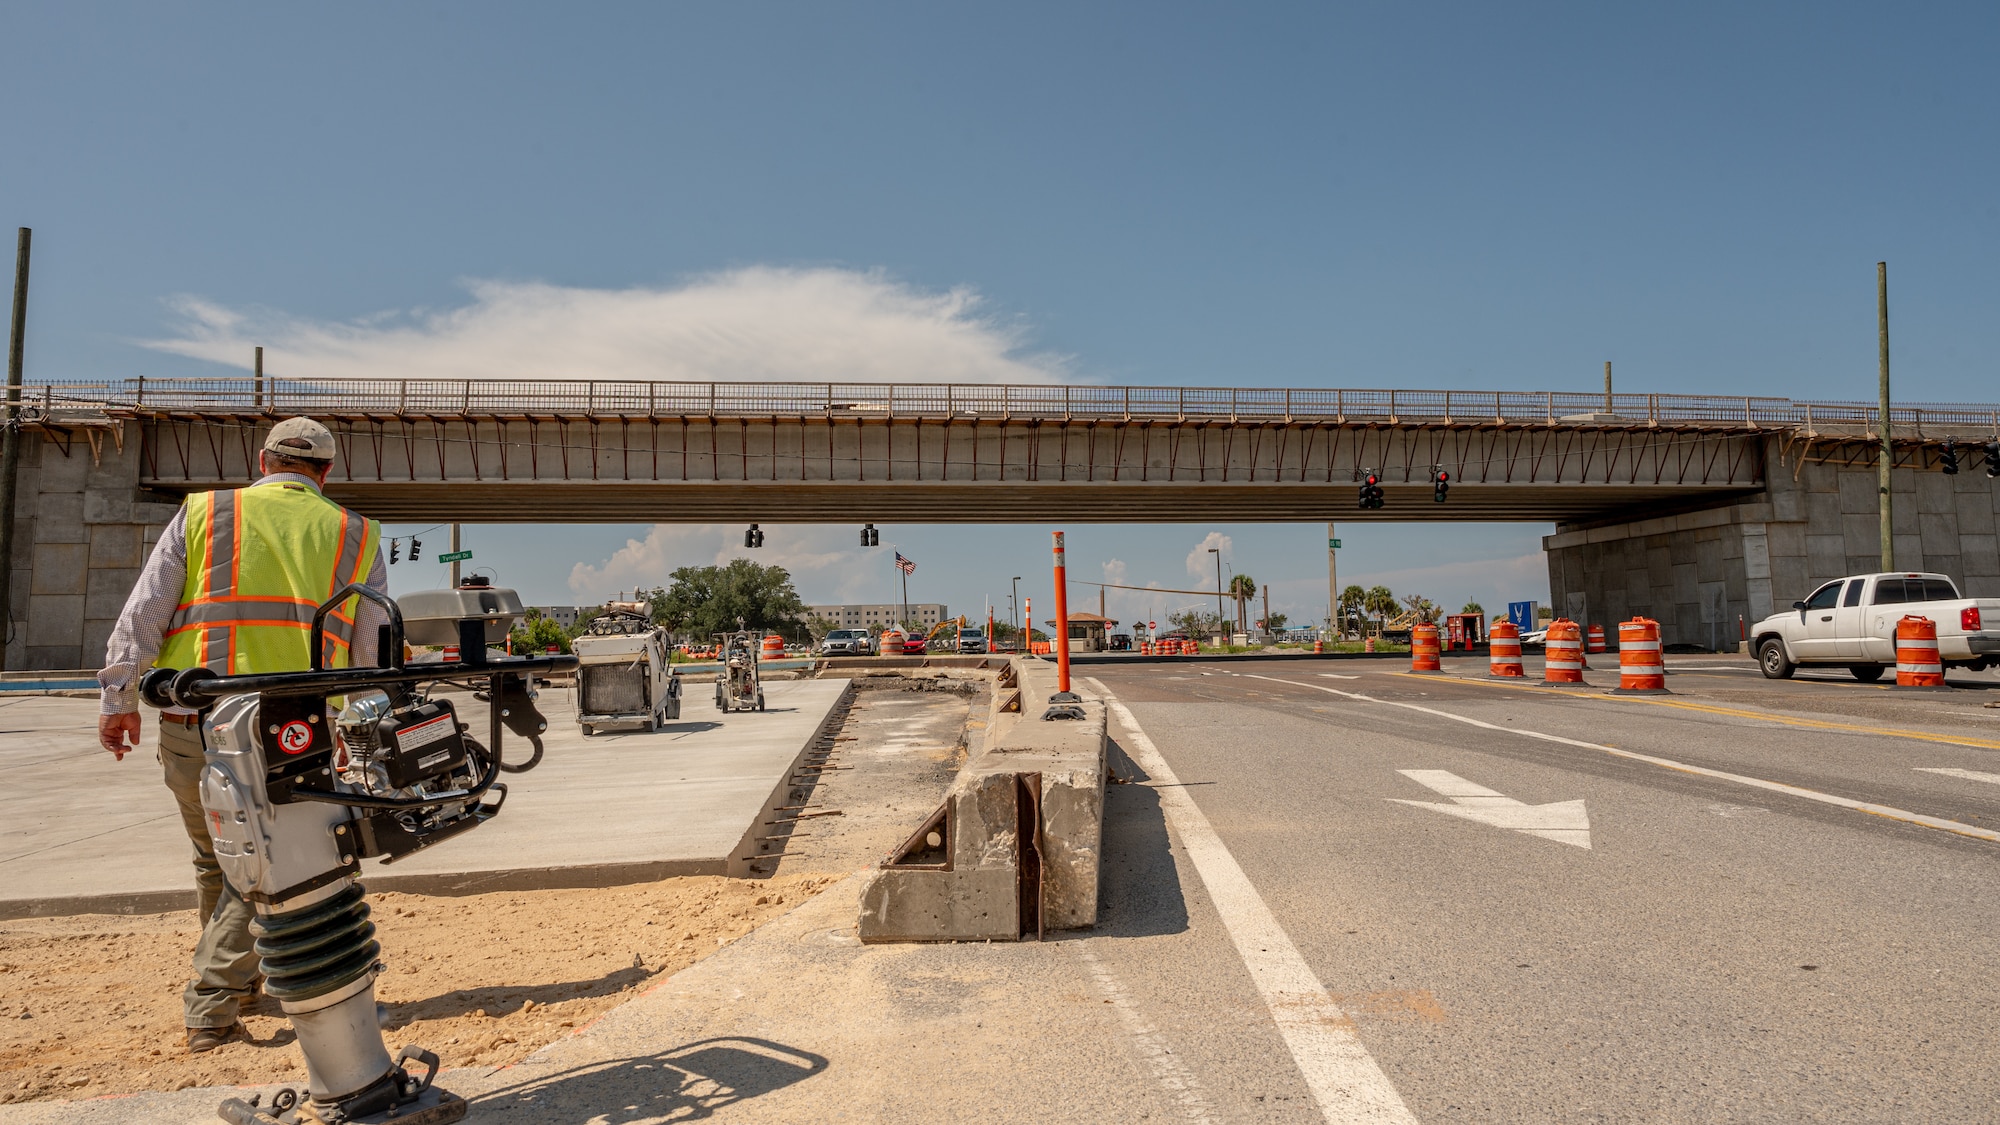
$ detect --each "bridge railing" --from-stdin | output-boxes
[13,378,2000,432]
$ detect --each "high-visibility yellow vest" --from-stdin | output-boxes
[156,480,382,676]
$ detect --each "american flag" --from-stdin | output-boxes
[894,552,916,575]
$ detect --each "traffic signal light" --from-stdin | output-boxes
[745,524,765,548]
[1357,470,1385,510]
[1940,441,1959,475]
[1986,441,2000,478]
[389,540,400,564]
[409,537,422,561]
[861,523,879,546]
[1432,466,1450,503]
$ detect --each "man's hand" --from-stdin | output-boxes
[98,712,142,760]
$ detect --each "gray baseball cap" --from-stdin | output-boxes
[262,417,336,463]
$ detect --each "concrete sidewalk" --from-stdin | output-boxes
[0,679,852,918]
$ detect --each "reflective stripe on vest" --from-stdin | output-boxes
[157,482,379,676]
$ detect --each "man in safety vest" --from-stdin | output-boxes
[97,417,389,1053]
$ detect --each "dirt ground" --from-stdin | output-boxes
[0,872,832,1104]
[0,669,982,1107]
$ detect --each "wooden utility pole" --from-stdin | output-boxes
[1878,262,1894,572]
[1604,361,1613,414]
[0,228,31,671]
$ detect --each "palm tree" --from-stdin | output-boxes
[1339,584,1366,637]
[1460,601,1484,615]
[1228,573,1257,631]
[1364,585,1397,632]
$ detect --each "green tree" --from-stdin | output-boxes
[1460,601,1485,615]
[1228,573,1257,630]
[1167,607,1223,638]
[1339,584,1367,636]
[1364,585,1398,630]
[804,614,840,641]
[507,610,574,655]
[655,559,809,639]
[1262,611,1290,632]
[1401,593,1442,624]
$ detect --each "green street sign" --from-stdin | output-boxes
[437,550,473,563]
[1328,538,1342,549]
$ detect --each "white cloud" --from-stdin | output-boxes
[1184,532,1233,580]
[144,267,1070,385]
[567,523,892,605]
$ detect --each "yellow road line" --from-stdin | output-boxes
[1393,671,2000,752]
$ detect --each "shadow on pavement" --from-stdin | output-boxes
[1085,736,1191,940]
[469,1036,827,1121]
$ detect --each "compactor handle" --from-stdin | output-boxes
[311,584,405,672]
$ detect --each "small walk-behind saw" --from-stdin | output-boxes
[139,582,577,1124]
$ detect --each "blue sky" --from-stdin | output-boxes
[6,3,1996,624]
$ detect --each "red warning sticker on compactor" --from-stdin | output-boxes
[276,720,315,755]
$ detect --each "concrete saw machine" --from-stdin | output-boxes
[572,601,681,734]
[139,582,577,1125]
[712,630,766,713]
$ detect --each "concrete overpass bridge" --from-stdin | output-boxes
[6,378,1999,668]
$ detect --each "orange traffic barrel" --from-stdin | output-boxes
[1364,636,1376,653]
[1183,639,1197,656]
[1895,615,1945,688]
[1544,619,1584,683]
[1411,623,1442,672]
[1615,618,1667,692]
[1489,620,1524,677]
[1312,639,1324,654]
[1586,624,1607,654]
[761,634,784,657]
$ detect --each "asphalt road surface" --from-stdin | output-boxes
[1080,654,2000,1122]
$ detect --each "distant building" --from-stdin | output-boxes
[809,603,948,630]
[529,606,584,629]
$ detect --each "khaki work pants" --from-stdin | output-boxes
[158,719,261,1028]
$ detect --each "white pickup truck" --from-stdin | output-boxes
[1751,572,2000,681]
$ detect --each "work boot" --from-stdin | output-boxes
[186,1023,246,1053]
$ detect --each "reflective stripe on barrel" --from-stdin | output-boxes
[1411,623,1442,671]
[1618,617,1665,691]
[1895,615,1944,687]
[1489,620,1523,677]
[1544,619,1584,683]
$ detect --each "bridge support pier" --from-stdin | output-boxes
[1545,450,2000,653]
[4,424,176,671]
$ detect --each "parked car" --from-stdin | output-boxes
[902,633,928,655]
[820,628,874,656]
[1108,632,1133,651]
[1750,571,2000,680]
[958,628,988,654]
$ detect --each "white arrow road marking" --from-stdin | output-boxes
[1083,677,1418,1125]
[1390,769,1592,849]
[1238,672,2000,845]
[1917,767,2000,786]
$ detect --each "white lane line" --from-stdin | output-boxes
[1917,767,2000,786]
[1071,946,1221,1123]
[1084,676,1418,1124]
[1238,673,2000,845]
[1318,673,1363,680]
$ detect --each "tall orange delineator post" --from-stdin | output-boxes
[1544,619,1584,683]
[1410,622,1442,672]
[1489,620,1524,677]
[1052,532,1072,694]
[1895,615,1945,688]
[1614,617,1667,692]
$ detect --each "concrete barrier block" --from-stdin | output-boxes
[856,657,1106,943]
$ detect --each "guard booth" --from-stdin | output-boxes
[1443,613,1485,651]
[1044,611,1117,653]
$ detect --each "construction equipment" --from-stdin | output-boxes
[713,630,765,713]
[925,615,968,651]
[572,600,680,735]
[138,583,575,1125]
